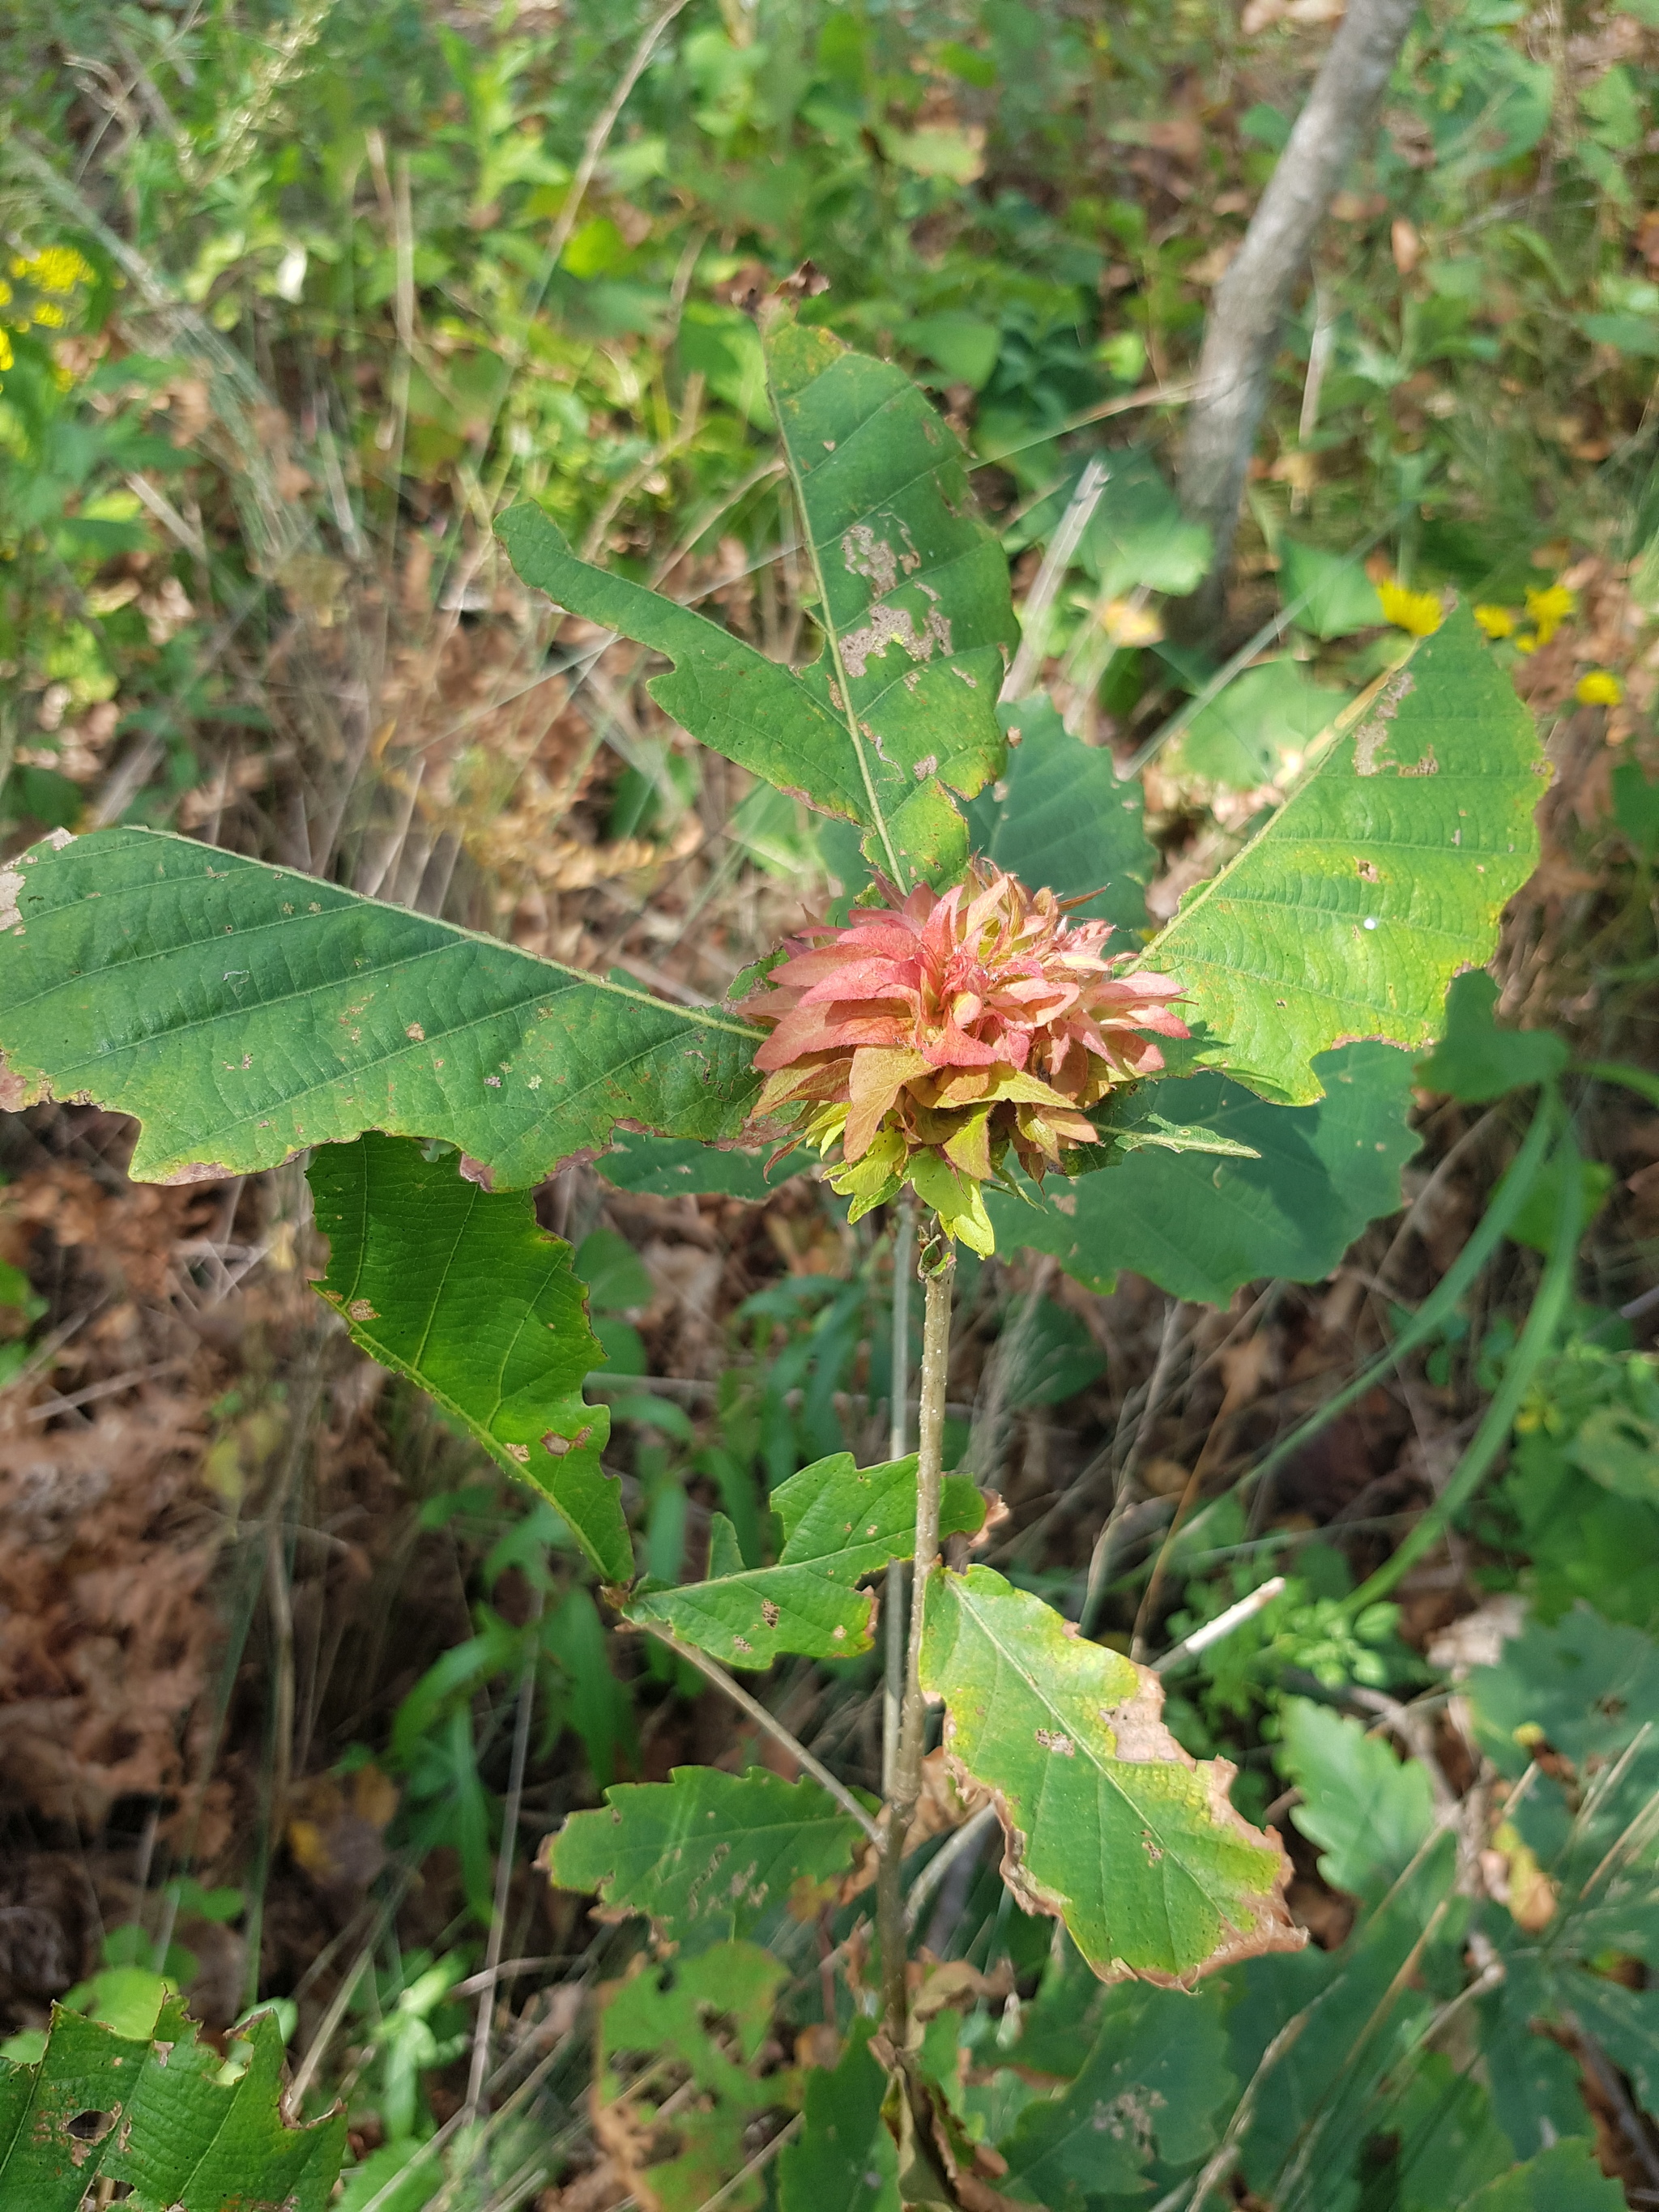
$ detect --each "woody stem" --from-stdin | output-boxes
[878,1241,954,2046]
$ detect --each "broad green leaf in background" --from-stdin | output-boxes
[920,1567,1301,1984]
[1175,657,1349,789]
[1280,538,1385,641]
[543,1767,864,1949]
[498,318,1016,890]
[598,1131,814,1198]
[1013,450,1210,601]
[1152,608,1547,1106]
[1417,970,1569,1101]
[626,1451,985,1669]
[907,311,1001,390]
[309,1135,630,1583]
[0,2001,344,2212]
[594,1941,795,2212]
[965,694,1155,928]
[1276,1698,1435,1903]
[999,1984,1234,2208]
[991,1043,1419,1304]
[778,2021,899,2212]
[0,829,761,1187]
[1461,2141,1628,2212]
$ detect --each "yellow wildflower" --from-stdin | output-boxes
[0,327,11,375]
[1514,633,1538,654]
[1377,578,1444,637]
[17,245,94,295]
[1575,669,1623,706]
[1473,603,1516,639]
[30,302,66,329]
[1525,582,1575,644]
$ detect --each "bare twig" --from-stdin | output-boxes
[1001,456,1111,701]
[633,1624,881,1847]
[463,1605,542,2129]
[879,1247,955,2043]
[884,1193,918,1797]
[904,1802,997,1932]
[1154,1577,1287,1674]
[1173,0,1419,631]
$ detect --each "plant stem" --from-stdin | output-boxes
[878,1242,955,2044]
[882,1192,917,1796]
[634,1622,883,1847]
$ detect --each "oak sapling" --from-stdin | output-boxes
[0,317,1547,2210]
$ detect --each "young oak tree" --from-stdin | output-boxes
[0,315,1546,2205]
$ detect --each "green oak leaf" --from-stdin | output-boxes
[498,318,1015,890]
[0,827,761,1187]
[625,1451,986,1670]
[1461,2143,1628,2212]
[992,1042,1418,1303]
[0,2001,343,2212]
[1152,607,1547,1105]
[778,2021,898,2212]
[919,1566,1302,1985]
[964,694,1155,929]
[1000,1983,1233,2207]
[594,1941,794,2212]
[307,1133,629,1584]
[544,1766,864,1950]
[102,2008,347,2211]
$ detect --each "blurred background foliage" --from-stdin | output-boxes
[5,0,1659,2206]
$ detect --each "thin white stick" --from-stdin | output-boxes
[1154,1578,1286,1673]
[1001,455,1111,701]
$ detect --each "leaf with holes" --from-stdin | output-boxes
[990,1043,1419,1303]
[308,1133,629,1583]
[102,2008,347,2211]
[594,1941,796,2212]
[0,2001,344,2212]
[497,317,1015,890]
[1151,607,1546,1105]
[625,1451,985,1670]
[544,1767,864,1950]
[919,1567,1302,1985]
[0,828,761,1188]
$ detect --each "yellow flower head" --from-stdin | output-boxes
[1377,578,1444,637]
[1514,633,1538,655]
[1525,582,1575,645]
[0,328,11,375]
[1575,669,1623,707]
[30,301,66,329]
[16,245,94,296]
[1473,603,1516,640]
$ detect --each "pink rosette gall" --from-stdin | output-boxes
[739,866,1187,1252]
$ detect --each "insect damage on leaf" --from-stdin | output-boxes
[919,1566,1303,1986]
